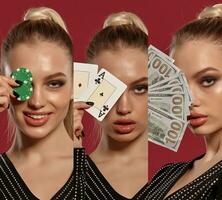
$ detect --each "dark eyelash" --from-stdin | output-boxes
[135,85,148,89]
[200,76,216,86]
[134,85,148,93]
[48,80,66,88]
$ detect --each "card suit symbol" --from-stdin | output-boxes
[100,92,104,96]
[95,78,101,84]
[78,83,82,87]
[98,105,109,118]
[103,105,109,112]
[98,110,105,118]
[99,71,105,79]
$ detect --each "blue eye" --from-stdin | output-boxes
[134,85,148,94]
[201,77,216,87]
[48,80,65,88]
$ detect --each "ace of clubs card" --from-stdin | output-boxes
[80,68,127,121]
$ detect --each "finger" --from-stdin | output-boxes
[73,101,94,110]
[74,122,84,135]
[0,87,10,97]
[73,133,83,148]
[74,109,85,119]
[1,76,19,87]
[0,96,9,112]
[0,77,15,98]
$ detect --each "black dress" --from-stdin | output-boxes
[0,148,86,200]
[85,155,149,199]
[146,155,222,200]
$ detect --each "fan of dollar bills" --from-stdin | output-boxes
[148,45,192,152]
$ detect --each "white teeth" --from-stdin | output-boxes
[27,114,47,119]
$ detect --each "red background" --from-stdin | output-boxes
[0,0,219,179]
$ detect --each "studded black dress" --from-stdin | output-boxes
[146,155,222,200]
[85,155,149,199]
[0,148,86,200]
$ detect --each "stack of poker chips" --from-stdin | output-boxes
[11,68,33,101]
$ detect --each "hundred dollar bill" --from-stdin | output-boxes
[149,92,187,121]
[148,105,187,152]
[148,45,174,63]
[148,53,180,86]
[150,84,184,94]
[149,73,183,90]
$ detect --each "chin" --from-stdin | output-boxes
[189,124,216,136]
[109,131,143,143]
[19,127,52,139]
[17,119,60,140]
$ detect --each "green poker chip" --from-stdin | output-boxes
[11,67,33,101]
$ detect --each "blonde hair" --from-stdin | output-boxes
[198,4,222,19]
[3,7,73,141]
[85,12,148,151]
[24,7,68,32]
[103,11,148,35]
[170,4,222,52]
[87,12,148,61]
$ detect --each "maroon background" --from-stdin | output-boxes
[0,0,219,179]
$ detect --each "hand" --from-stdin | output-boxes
[73,101,94,146]
[0,76,18,112]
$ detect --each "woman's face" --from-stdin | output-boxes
[172,39,222,135]
[93,47,148,142]
[8,41,72,139]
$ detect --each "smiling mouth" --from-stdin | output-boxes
[26,114,48,119]
[23,112,51,127]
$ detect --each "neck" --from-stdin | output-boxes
[203,129,222,162]
[94,131,148,160]
[10,124,73,158]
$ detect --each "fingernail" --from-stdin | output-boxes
[86,101,94,106]
[13,91,19,98]
[15,80,23,85]
[81,131,85,137]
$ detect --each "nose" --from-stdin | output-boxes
[189,85,201,108]
[116,91,132,115]
[27,85,46,109]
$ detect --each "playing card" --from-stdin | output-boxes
[80,68,127,121]
[73,62,98,101]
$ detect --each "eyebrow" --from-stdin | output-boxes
[45,72,67,80]
[193,67,220,78]
[130,77,148,85]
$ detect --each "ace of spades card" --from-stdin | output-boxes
[73,62,98,101]
[80,68,127,121]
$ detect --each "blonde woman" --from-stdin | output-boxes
[0,7,84,199]
[74,12,149,199]
[147,4,222,200]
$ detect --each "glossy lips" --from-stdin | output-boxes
[23,111,51,127]
[187,112,208,127]
[112,119,136,134]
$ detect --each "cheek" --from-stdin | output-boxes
[47,90,71,109]
[213,84,222,95]
[135,97,148,124]
[134,95,147,110]
[211,87,222,113]
[203,84,222,105]
[47,81,72,105]
[10,101,26,114]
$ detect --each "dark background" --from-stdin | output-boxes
[0,0,219,179]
